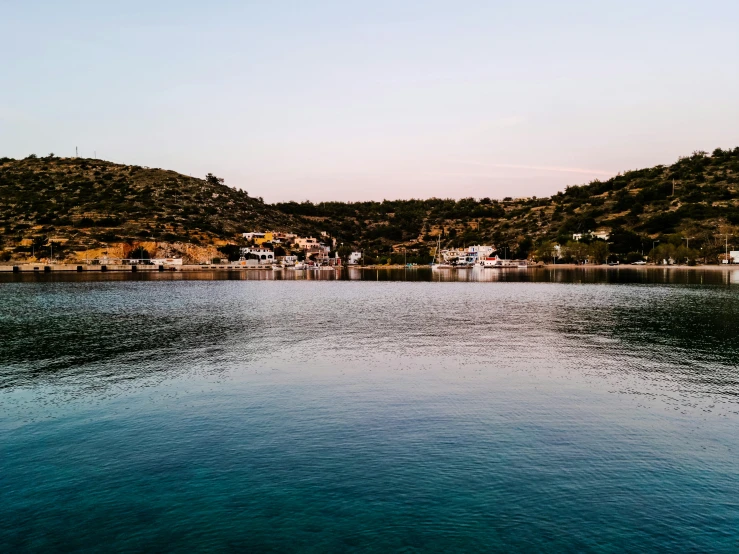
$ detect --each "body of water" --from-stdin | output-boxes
[1,269,738,552]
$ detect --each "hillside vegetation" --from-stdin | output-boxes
[0,155,316,261]
[2,148,739,264]
[275,148,739,264]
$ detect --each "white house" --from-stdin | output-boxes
[468,245,494,260]
[348,252,362,264]
[573,231,610,241]
[240,247,274,262]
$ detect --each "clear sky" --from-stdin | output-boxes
[2,1,738,202]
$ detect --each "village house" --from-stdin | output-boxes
[573,230,610,241]
[242,232,275,245]
[239,247,274,262]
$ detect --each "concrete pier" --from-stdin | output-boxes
[0,263,277,273]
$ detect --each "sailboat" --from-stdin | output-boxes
[432,235,453,269]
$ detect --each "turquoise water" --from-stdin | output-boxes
[1,271,738,552]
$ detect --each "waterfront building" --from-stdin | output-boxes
[468,245,494,261]
[279,255,298,265]
[440,245,494,264]
[239,247,274,262]
[150,258,183,266]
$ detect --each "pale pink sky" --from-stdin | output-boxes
[2,1,738,202]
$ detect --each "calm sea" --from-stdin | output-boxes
[1,268,738,552]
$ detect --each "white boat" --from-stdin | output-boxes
[432,235,453,269]
[290,263,306,270]
[481,255,527,268]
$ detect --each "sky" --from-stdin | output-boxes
[2,0,738,202]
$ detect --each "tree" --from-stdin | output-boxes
[564,240,588,263]
[205,173,224,186]
[588,241,609,264]
[217,244,242,262]
[129,246,150,260]
[337,244,353,263]
[534,240,555,263]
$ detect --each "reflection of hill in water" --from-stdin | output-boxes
[550,285,739,404]
[1,275,737,414]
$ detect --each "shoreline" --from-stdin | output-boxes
[2,263,738,273]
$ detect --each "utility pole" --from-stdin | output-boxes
[726,234,730,264]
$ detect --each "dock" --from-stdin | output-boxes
[0,263,277,273]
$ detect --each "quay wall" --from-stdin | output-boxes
[0,264,277,273]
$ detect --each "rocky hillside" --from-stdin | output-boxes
[0,155,317,261]
[3,148,739,265]
[276,148,739,263]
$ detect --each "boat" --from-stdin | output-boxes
[481,254,522,268]
[432,235,453,269]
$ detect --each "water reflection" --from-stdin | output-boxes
[1,276,738,418]
[2,266,738,285]
[2,271,738,552]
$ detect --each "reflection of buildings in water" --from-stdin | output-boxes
[730,270,739,284]
[277,268,339,281]
[347,268,363,280]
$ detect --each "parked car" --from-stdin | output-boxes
[631,260,647,265]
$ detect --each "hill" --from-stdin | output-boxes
[0,155,317,262]
[3,148,739,265]
[275,148,739,264]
